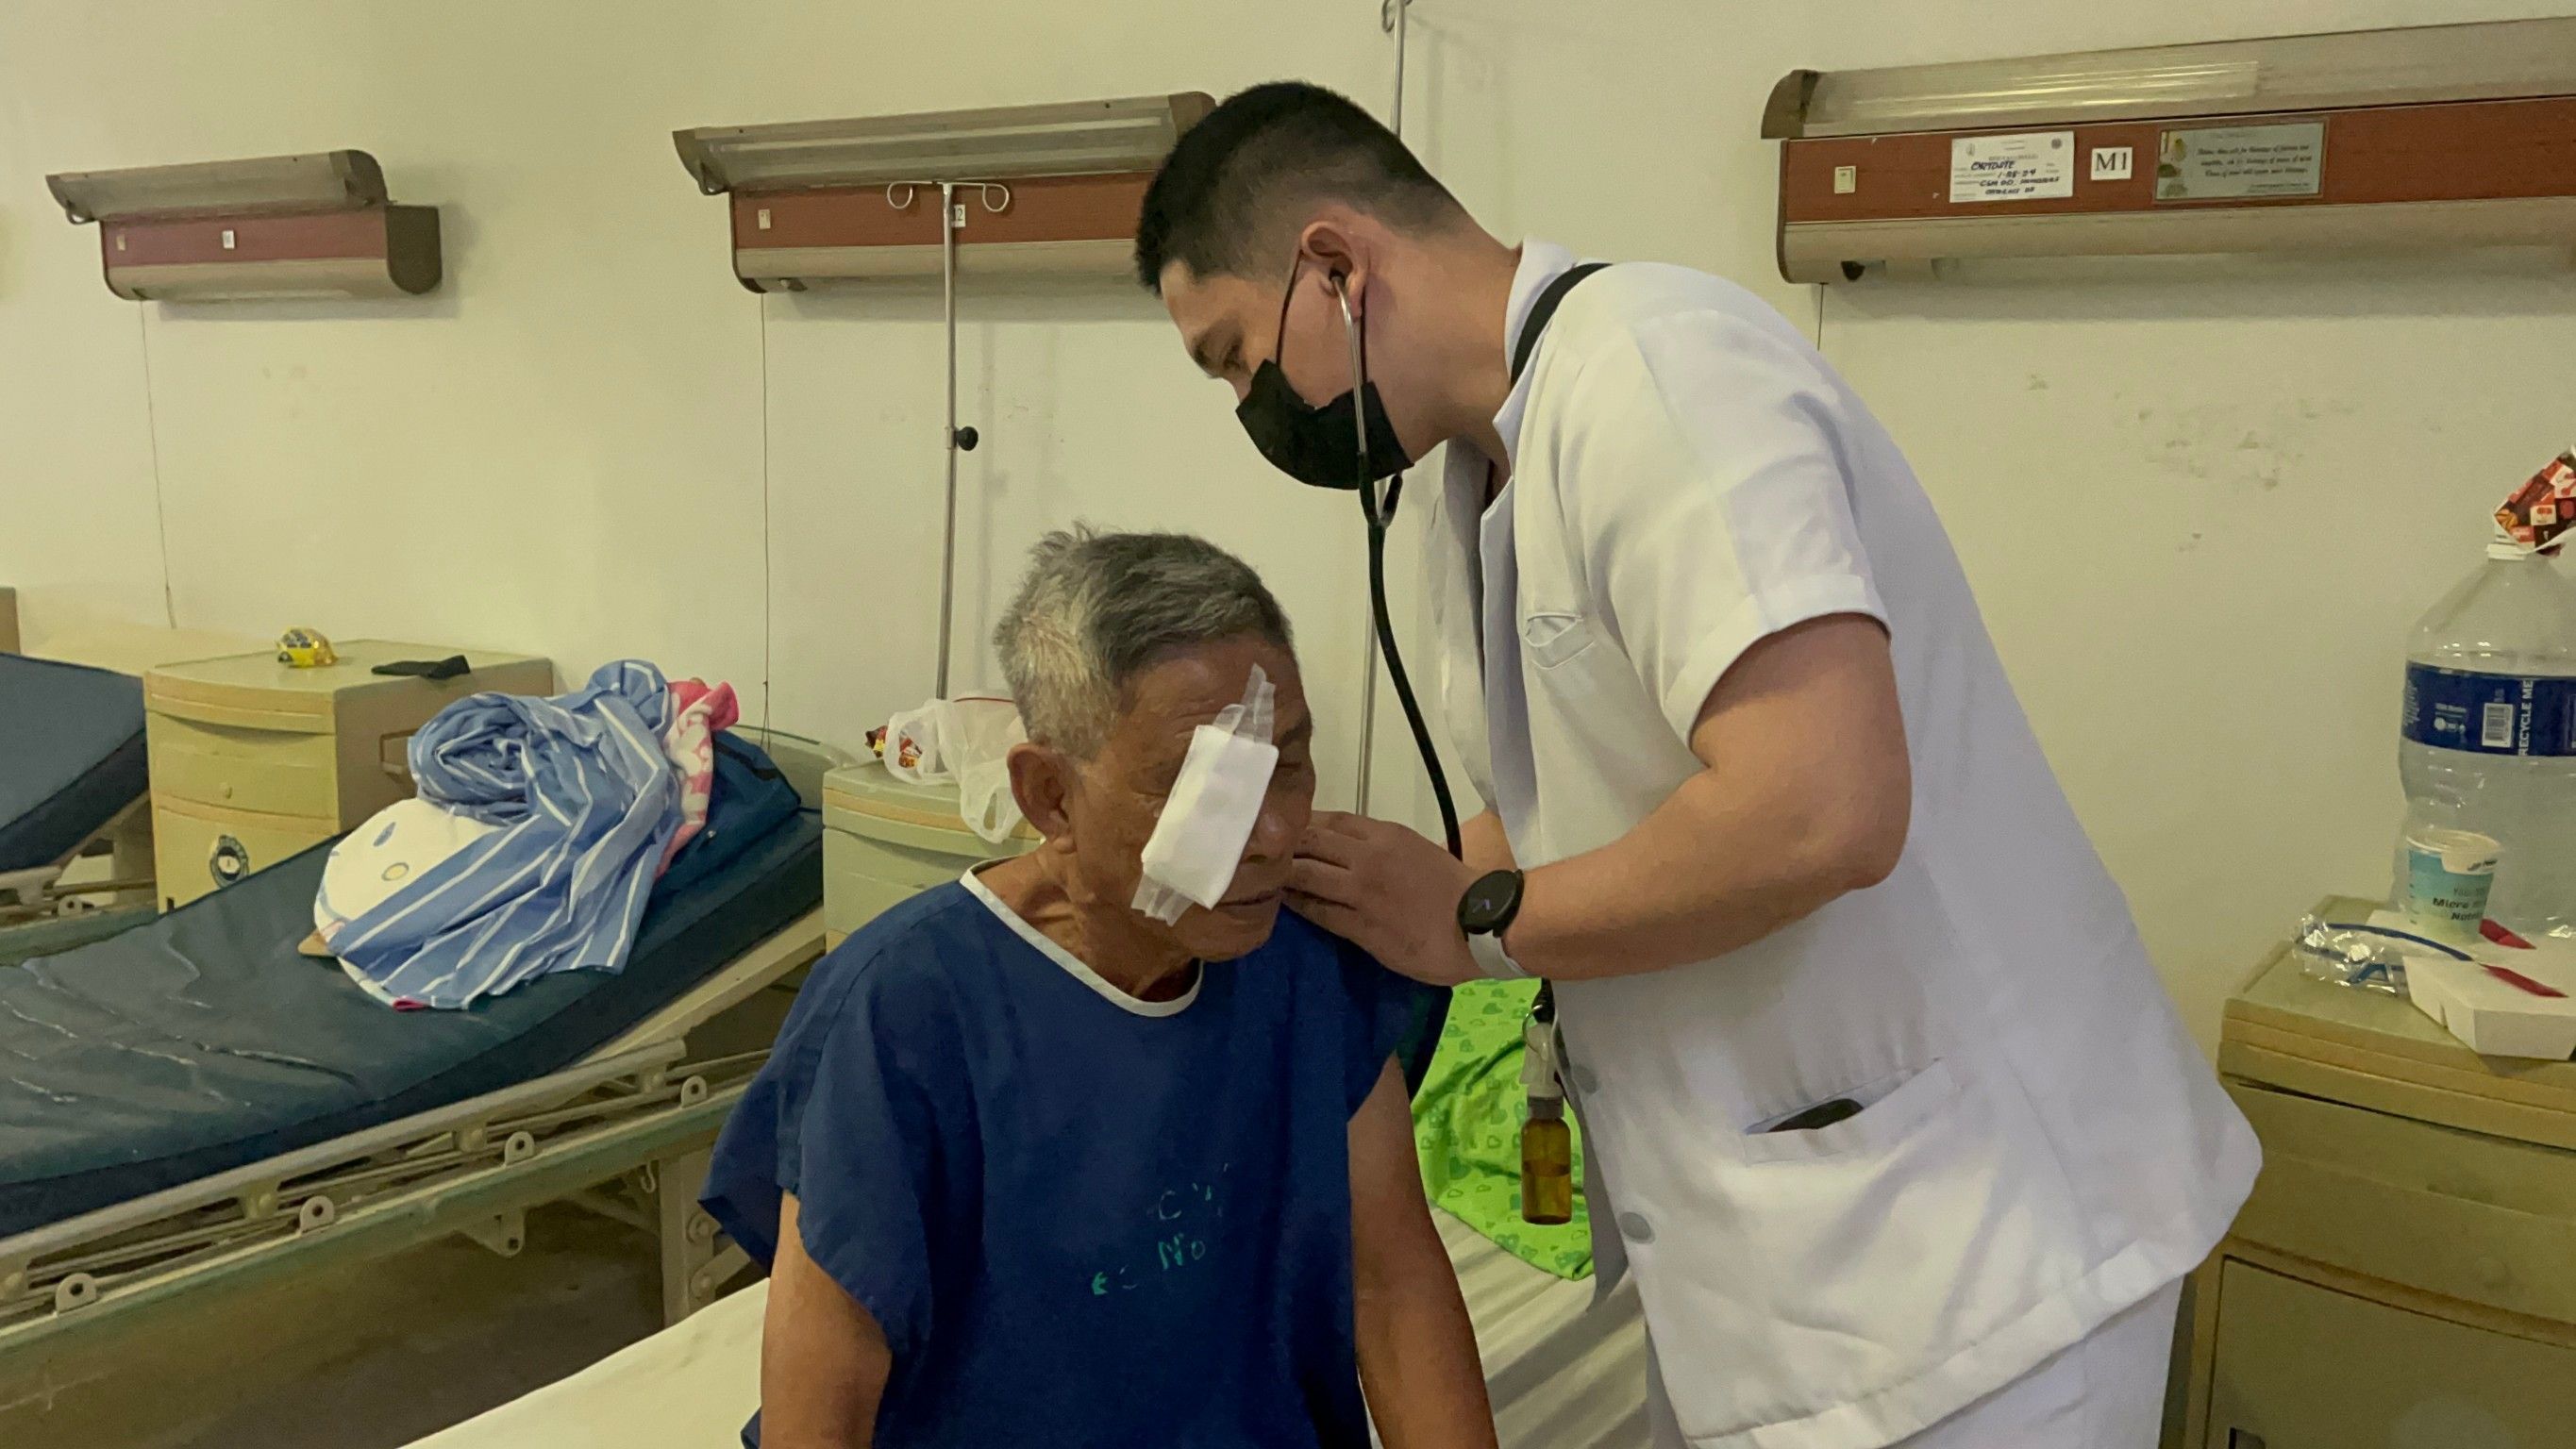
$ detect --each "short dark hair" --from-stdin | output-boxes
[1134,81,1464,293]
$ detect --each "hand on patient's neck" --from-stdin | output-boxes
[981,855,1198,1004]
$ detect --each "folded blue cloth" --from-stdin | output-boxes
[333,660,681,1009]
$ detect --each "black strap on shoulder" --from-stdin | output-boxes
[1509,261,1610,385]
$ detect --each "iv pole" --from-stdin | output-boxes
[887,178,1012,700]
[1354,0,1415,814]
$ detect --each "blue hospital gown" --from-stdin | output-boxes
[701,873,1443,1449]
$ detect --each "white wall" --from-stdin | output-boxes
[0,35,167,631]
[3,0,2571,1046]
[1787,0,2576,1045]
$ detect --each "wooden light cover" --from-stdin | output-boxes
[674,94,1213,291]
[46,151,441,302]
[1765,18,2576,283]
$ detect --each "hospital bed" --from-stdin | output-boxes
[0,729,850,1425]
[401,1209,1649,1449]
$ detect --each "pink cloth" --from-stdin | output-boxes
[660,679,741,872]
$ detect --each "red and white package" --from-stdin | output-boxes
[2495,449,2576,553]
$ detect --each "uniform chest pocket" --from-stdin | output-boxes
[1520,611,1601,669]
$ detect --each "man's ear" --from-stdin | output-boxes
[1296,216,1367,320]
[1008,741,1075,841]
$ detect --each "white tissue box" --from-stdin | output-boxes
[2374,911,2576,1059]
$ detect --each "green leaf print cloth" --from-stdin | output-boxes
[1410,980,1592,1279]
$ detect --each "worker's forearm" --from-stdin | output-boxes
[1355,1257,1498,1449]
[1506,766,1898,982]
[1461,809,1515,874]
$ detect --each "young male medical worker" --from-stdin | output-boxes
[1138,82,2259,1449]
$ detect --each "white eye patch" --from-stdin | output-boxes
[1132,665,1280,924]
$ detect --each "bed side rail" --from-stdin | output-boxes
[0,1039,764,1352]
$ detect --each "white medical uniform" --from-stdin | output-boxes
[1423,242,2260,1449]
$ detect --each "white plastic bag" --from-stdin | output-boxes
[878,696,1029,844]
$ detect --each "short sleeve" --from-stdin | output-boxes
[1556,306,1888,742]
[699,956,962,1360]
[1330,936,1450,1109]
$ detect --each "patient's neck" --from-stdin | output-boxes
[978,856,1197,1003]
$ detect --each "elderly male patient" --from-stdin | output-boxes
[702,529,1496,1449]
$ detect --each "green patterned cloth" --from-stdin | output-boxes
[1411,980,1592,1279]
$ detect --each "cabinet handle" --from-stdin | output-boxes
[2228,1432,2267,1449]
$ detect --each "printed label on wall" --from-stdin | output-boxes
[2402,664,2576,757]
[1948,132,2076,204]
[2155,122,2326,201]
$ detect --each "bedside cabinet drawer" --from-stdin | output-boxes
[2228,1082,2576,1323]
[146,715,340,817]
[823,873,928,944]
[2208,1259,2576,1449]
[152,800,334,910]
[824,828,967,892]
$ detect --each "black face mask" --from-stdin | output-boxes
[1234,262,1414,490]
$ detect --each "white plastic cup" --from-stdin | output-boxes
[2402,826,2501,941]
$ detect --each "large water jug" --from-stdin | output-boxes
[2398,535,2576,936]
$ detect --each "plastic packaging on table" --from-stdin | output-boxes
[877,696,1028,844]
[2291,914,2415,995]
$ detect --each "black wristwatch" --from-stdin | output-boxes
[1457,869,1527,938]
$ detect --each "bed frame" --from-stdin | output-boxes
[0,796,155,947]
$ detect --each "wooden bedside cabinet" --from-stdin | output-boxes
[2181,895,2576,1449]
[820,760,1033,949]
[142,641,550,908]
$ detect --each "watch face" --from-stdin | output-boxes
[1462,870,1520,932]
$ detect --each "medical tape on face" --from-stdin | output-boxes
[1132,665,1280,924]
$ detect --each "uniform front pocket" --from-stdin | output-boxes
[1737,1060,1961,1166]
[1615,1058,2091,1443]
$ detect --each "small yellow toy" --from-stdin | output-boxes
[276,627,338,668]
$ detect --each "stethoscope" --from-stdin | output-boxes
[1339,273,1576,1224]
[1330,277,1567,1157]
[1333,275,1464,861]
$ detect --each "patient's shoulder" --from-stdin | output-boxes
[1258,908,1353,964]
[1256,910,1386,992]
[798,883,994,1031]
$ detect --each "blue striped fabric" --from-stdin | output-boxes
[334,660,682,1009]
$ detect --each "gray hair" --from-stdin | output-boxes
[995,527,1294,757]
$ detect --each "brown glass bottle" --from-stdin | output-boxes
[1520,1095,1574,1225]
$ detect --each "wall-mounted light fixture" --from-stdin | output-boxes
[46,150,441,302]
[1765,17,2576,282]
[673,93,1211,291]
